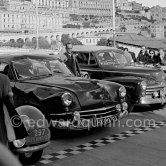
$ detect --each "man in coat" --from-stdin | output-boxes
[0,73,27,145]
[60,42,80,76]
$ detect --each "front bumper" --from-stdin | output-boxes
[140,86,166,105]
[15,142,50,153]
[50,105,128,130]
[140,95,166,105]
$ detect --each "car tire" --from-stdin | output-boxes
[18,150,43,165]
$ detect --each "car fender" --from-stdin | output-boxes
[16,105,48,132]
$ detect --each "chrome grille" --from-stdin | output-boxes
[146,86,164,95]
[80,106,118,119]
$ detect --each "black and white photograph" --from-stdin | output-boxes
[0,0,166,165]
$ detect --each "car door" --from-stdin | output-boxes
[0,59,26,106]
[76,52,104,79]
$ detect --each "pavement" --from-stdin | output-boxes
[35,106,166,166]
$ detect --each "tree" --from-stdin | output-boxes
[61,34,82,46]
[38,37,51,49]
[16,38,24,48]
[97,38,108,46]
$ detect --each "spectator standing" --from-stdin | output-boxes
[123,48,134,64]
[158,48,166,65]
[147,49,155,64]
[136,46,149,64]
[60,42,80,76]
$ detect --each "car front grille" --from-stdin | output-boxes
[146,86,164,95]
[79,105,118,119]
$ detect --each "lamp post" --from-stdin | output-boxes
[112,0,116,47]
[35,0,39,49]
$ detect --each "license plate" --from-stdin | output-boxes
[26,128,50,145]
[79,115,117,128]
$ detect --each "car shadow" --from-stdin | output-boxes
[132,104,165,113]
[50,126,109,140]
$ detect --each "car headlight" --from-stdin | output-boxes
[140,81,147,90]
[13,138,26,148]
[122,102,128,111]
[116,104,121,111]
[119,86,126,98]
[61,92,73,106]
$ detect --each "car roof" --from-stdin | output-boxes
[73,45,119,52]
[0,48,58,60]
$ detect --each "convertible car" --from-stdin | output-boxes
[0,49,128,131]
[73,45,166,112]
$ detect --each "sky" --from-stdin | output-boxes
[128,0,166,8]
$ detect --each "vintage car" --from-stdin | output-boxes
[10,106,50,165]
[0,49,128,131]
[73,45,166,112]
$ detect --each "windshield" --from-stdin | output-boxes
[13,58,52,79]
[49,59,74,76]
[97,51,128,65]
[13,58,73,80]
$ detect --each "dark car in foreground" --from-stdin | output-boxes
[0,49,128,131]
[73,45,166,111]
[12,105,50,165]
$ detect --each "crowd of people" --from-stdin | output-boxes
[117,45,166,66]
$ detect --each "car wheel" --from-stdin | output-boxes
[18,150,43,165]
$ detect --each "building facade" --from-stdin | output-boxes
[150,6,166,20]
[131,1,142,11]
[115,0,132,11]
[150,21,166,39]
[69,0,113,17]
[0,0,71,33]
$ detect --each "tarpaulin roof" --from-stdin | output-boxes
[109,33,166,50]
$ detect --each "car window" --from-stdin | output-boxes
[76,52,89,65]
[97,51,116,65]
[89,53,97,65]
[0,62,14,80]
[13,58,52,79]
[48,59,74,76]
[114,52,128,64]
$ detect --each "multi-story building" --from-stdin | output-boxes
[150,21,166,39]
[0,0,71,33]
[140,8,151,20]
[150,6,166,20]
[69,0,113,17]
[115,0,132,11]
[131,1,142,11]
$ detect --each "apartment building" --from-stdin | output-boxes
[150,21,166,39]
[0,0,71,33]
[69,0,113,17]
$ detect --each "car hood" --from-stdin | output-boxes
[102,65,165,82]
[22,75,112,108]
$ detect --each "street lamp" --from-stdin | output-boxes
[112,0,116,47]
[35,0,39,49]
